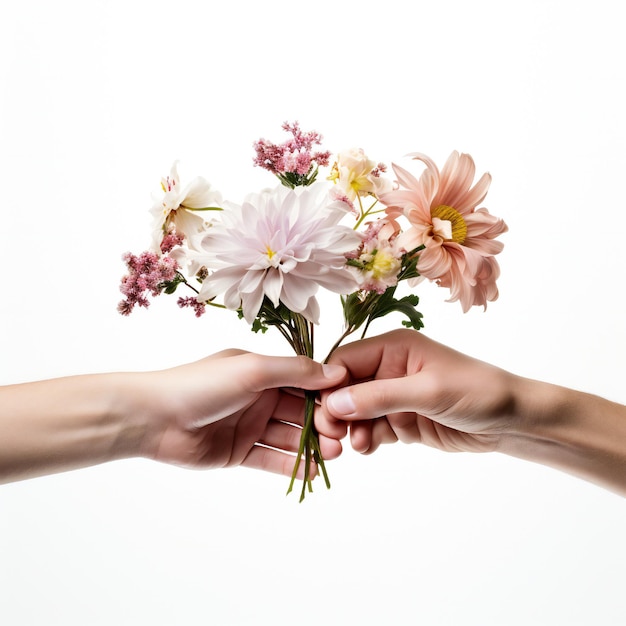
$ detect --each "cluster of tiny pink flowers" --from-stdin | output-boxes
[117,251,179,315]
[160,230,185,253]
[253,121,331,175]
[177,296,206,317]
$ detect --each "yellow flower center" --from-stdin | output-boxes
[266,245,276,260]
[369,249,401,279]
[431,204,467,244]
[327,162,339,183]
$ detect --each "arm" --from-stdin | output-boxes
[0,350,346,484]
[317,329,626,496]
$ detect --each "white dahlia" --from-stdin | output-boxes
[196,182,361,324]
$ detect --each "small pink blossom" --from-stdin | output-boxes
[177,296,206,317]
[160,230,185,254]
[348,219,404,294]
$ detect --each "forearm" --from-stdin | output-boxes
[499,376,626,496]
[0,374,143,484]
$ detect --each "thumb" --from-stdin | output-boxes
[244,354,347,392]
[326,376,419,420]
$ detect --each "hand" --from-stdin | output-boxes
[317,329,626,496]
[127,350,347,477]
[0,351,346,483]
[317,329,516,455]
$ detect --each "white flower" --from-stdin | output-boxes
[149,161,222,251]
[196,182,361,324]
[330,148,393,202]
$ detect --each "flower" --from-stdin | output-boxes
[117,250,179,315]
[328,148,393,204]
[380,151,508,311]
[347,218,405,294]
[120,124,510,501]
[149,161,222,251]
[252,121,331,188]
[195,182,361,324]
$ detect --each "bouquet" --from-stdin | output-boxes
[118,122,508,501]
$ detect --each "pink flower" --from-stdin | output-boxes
[347,218,404,294]
[117,251,179,315]
[380,151,508,311]
[195,182,361,324]
[177,296,206,318]
[252,122,331,187]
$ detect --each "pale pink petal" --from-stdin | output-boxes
[417,243,453,279]
[405,152,440,182]
[379,188,423,211]
[418,166,438,204]
[197,266,246,301]
[454,172,492,214]
[433,152,474,209]
[464,237,505,255]
[396,226,427,252]
[389,161,423,190]
[262,269,284,307]
[466,208,509,238]
[299,296,320,326]
[239,269,266,295]
[313,268,360,294]
[454,243,483,279]
[241,286,266,324]
[281,274,319,313]
[404,204,434,229]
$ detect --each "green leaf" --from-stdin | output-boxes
[160,274,185,294]
[251,318,269,334]
[368,291,423,330]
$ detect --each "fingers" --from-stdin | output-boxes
[238,388,344,477]
[242,424,342,477]
[324,329,420,380]
[242,445,319,478]
[350,418,399,454]
[237,354,347,393]
[325,376,422,422]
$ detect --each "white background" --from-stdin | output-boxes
[1,1,625,624]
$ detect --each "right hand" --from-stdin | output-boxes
[317,329,518,455]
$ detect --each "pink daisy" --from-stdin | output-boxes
[380,151,508,311]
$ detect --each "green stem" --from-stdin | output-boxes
[353,198,381,230]
[286,390,318,501]
[324,325,357,364]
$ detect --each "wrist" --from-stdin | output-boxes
[498,376,626,495]
[59,373,148,465]
[107,372,163,461]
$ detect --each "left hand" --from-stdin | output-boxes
[127,350,347,477]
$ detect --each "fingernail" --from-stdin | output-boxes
[322,363,345,378]
[327,388,356,416]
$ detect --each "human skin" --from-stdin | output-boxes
[317,329,626,497]
[0,350,346,484]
